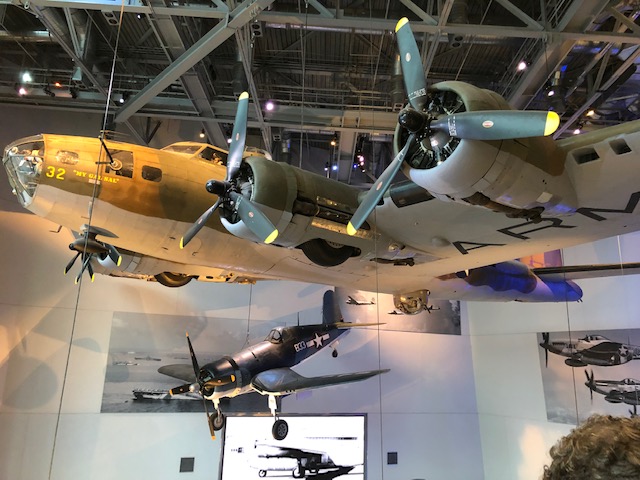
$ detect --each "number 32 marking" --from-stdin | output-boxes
[45,166,66,180]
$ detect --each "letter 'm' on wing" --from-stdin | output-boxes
[251,367,389,394]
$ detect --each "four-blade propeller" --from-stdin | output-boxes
[180,92,278,249]
[347,17,560,235]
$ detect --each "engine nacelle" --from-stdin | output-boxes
[218,156,368,266]
[394,81,578,219]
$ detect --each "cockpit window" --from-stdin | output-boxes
[162,144,201,154]
[3,136,44,207]
[266,328,283,344]
[198,146,227,165]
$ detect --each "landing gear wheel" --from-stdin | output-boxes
[258,470,266,478]
[272,419,289,440]
[300,239,357,267]
[154,272,193,288]
[292,465,305,478]
[332,349,338,358]
[210,411,225,431]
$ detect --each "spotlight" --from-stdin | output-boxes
[330,134,337,147]
[331,164,338,171]
[17,85,27,96]
[586,109,595,117]
[53,81,62,88]
[324,162,329,172]
[199,129,206,139]
[21,71,33,83]
[573,128,581,135]
[517,61,527,71]
[547,89,555,97]
[265,100,275,112]
[227,137,232,144]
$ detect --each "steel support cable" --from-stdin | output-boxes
[47,2,127,479]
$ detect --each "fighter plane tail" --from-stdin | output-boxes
[322,290,343,325]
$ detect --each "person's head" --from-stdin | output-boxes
[543,414,640,479]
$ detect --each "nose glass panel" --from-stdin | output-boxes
[3,135,44,207]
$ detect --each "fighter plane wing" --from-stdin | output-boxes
[157,364,196,383]
[250,367,389,395]
[533,262,640,281]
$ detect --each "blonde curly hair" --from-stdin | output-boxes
[543,414,640,479]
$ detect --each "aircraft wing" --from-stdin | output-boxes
[250,367,389,395]
[533,262,640,281]
[157,364,195,383]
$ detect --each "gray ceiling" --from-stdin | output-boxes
[1,0,639,176]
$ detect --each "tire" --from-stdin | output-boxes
[154,272,193,287]
[211,411,225,431]
[259,470,266,478]
[272,419,289,441]
[300,239,357,267]
[292,465,305,478]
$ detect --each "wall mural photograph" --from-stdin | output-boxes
[538,328,640,424]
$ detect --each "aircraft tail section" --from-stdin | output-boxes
[322,290,343,325]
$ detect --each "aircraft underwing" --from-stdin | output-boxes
[4,18,640,307]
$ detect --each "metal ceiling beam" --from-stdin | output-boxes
[114,0,274,124]
[494,0,543,30]
[507,0,612,109]
[28,3,145,144]
[398,0,438,25]
[144,0,226,147]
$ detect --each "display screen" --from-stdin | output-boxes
[220,415,366,479]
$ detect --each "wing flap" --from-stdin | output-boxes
[251,367,389,395]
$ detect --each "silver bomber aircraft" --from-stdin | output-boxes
[4,18,640,310]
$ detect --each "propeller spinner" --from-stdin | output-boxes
[180,92,278,248]
[347,17,560,235]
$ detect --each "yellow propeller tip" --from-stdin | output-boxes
[179,238,185,249]
[116,256,122,267]
[264,229,278,244]
[544,111,560,136]
[231,375,236,382]
[395,17,409,33]
[186,332,190,337]
[346,222,357,236]
[91,274,95,282]
[239,92,249,100]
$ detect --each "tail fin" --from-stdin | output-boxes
[322,290,343,325]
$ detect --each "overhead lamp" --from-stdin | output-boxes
[17,85,27,96]
[331,164,338,171]
[573,128,581,135]
[330,134,337,147]
[265,100,275,112]
[547,89,555,97]
[54,81,62,88]
[227,137,232,144]
[586,109,595,117]
[517,61,527,71]
[199,129,206,139]
[21,71,33,83]
[324,162,329,172]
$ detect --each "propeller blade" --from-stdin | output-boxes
[64,251,81,275]
[204,374,236,389]
[107,244,122,267]
[75,254,92,284]
[186,332,200,380]
[395,17,428,112]
[180,198,222,249]
[430,110,560,140]
[347,133,417,235]
[87,261,95,282]
[585,370,595,401]
[230,192,279,244]
[226,91,250,182]
[170,383,193,395]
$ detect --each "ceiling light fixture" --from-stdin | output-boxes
[517,61,527,71]
[199,129,206,139]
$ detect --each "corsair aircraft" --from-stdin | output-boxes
[540,333,640,367]
[4,18,640,311]
[160,291,387,441]
[585,370,640,416]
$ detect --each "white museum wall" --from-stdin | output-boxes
[0,106,483,480]
[468,232,640,480]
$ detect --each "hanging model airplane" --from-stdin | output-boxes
[4,18,640,310]
[540,332,640,367]
[159,291,387,441]
[585,370,640,416]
